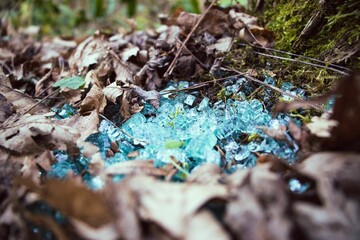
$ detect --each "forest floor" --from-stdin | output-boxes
[1,1,360,240]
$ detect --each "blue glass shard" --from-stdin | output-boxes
[185,133,217,163]
[250,99,263,112]
[281,82,293,91]
[48,161,73,179]
[288,178,310,193]
[156,148,188,164]
[121,113,146,135]
[53,104,77,119]
[264,76,276,86]
[197,97,210,111]
[184,94,196,106]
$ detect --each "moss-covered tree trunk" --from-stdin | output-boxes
[258,0,359,68]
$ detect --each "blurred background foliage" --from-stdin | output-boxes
[0,0,247,37]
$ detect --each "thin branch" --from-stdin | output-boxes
[255,52,348,75]
[238,43,351,71]
[174,37,207,69]
[99,113,149,145]
[22,88,60,115]
[163,0,218,78]
[160,74,242,95]
[221,66,325,111]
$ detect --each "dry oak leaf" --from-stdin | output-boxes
[225,163,291,240]
[79,84,107,115]
[0,114,79,154]
[17,177,114,229]
[294,152,360,240]
[123,175,228,239]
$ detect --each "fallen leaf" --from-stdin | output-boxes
[17,177,114,228]
[130,84,160,109]
[103,82,124,104]
[79,84,107,115]
[0,114,79,154]
[105,160,170,177]
[124,175,228,238]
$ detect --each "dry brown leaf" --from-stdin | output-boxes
[124,175,228,238]
[130,84,160,109]
[206,37,233,55]
[0,74,48,114]
[69,35,132,83]
[108,183,142,240]
[186,163,222,184]
[306,114,338,138]
[79,84,107,115]
[18,177,114,228]
[225,163,291,240]
[186,210,230,240]
[0,114,79,154]
[321,71,360,151]
[121,45,140,62]
[103,82,124,103]
[0,93,14,123]
[294,152,360,240]
[105,160,170,177]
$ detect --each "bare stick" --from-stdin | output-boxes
[221,66,325,111]
[174,37,207,69]
[99,113,148,145]
[255,52,348,75]
[160,74,242,95]
[22,89,60,115]
[238,42,351,71]
[163,0,218,78]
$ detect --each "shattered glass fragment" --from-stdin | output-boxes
[288,178,310,194]
[53,103,77,119]
[184,94,196,106]
[197,97,210,111]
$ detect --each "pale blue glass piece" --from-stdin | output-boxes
[48,161,73,179]
[121,113,146,135]
[106,152,128,166]
[156,148,188,164]
[234,147,251,161]
[289,178,310,193]
[264,76,276,86]
[198,97,210,111]
[250,99,263,112]
[160,86,176,99]
[254,113,272,126]
[84,175,104,190]
[215,119,237,139]
[204,149,221,165]
[185,133,217,162]
[118,140,135,155]
[281,82,293,91]
[325,96,335,110]
[141,102,157,115]
[184,94,196,106]
[99,120,123,141]
[178,81,189,89]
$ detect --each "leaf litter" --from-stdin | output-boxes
[1,2,360,240]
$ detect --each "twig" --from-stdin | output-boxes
[238,43,351,71]
[169,156,190,177]
[255,52,348,75]
[174,37,207,69]
[160,74,242,95]
[163,0,218,78]
[22,89,60,115]
[221,66,325,111]
[35,68,53,97]
[99,113,148,145]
